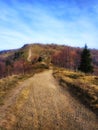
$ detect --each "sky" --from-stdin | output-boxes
[0,0,98,50]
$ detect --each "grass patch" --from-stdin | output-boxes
[13,86,30,114]
[0,74,32,106]
[53,67,98,116]
[0,63,49,106]
[0,74,31,105]
[0,76,19,105]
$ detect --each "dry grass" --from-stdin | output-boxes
[0,75,19,105]
[0,63,48,106]
[53,67,98,115]
[0,70,98,130]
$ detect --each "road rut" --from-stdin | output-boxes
[0,70,98,130]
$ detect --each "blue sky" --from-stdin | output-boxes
[0,0,98,50]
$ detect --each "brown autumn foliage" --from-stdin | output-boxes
[51,47,81,71]
[0,43,98,78]
[0,59,33,78]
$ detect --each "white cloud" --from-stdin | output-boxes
[0,0,98,49]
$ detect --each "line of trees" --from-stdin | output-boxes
[0,59,34,78]
[52,45,93,73]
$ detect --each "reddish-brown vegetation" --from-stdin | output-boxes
[0,43,98,78]
[51,46,81,71]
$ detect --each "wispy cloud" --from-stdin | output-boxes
[0,0,98,50]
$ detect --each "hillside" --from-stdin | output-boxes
[53,67,98,116]
[0,43,62,61]
[0,70,98,130]
[0,43,98,129]
[0,43,98,78]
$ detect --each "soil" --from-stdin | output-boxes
[0,70,98,130]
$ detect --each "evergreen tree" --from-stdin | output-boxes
[78,44,93,73]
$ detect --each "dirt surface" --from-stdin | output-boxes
[27,47,32,62]
[0,70,98,130]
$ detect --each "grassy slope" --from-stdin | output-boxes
[53,67,98,115]
[0,74,32,106]
[0,44,64,62]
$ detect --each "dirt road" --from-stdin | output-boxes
[27,47,32,62]
[0,70,98,130]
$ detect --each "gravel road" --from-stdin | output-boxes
[0,70,98,130]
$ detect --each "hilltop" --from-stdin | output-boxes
[0,43,64,62]
[0,43,98,78]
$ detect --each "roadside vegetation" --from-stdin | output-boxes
[53,67,98,116]
[0,74,32,106]
[0,62,48,106]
